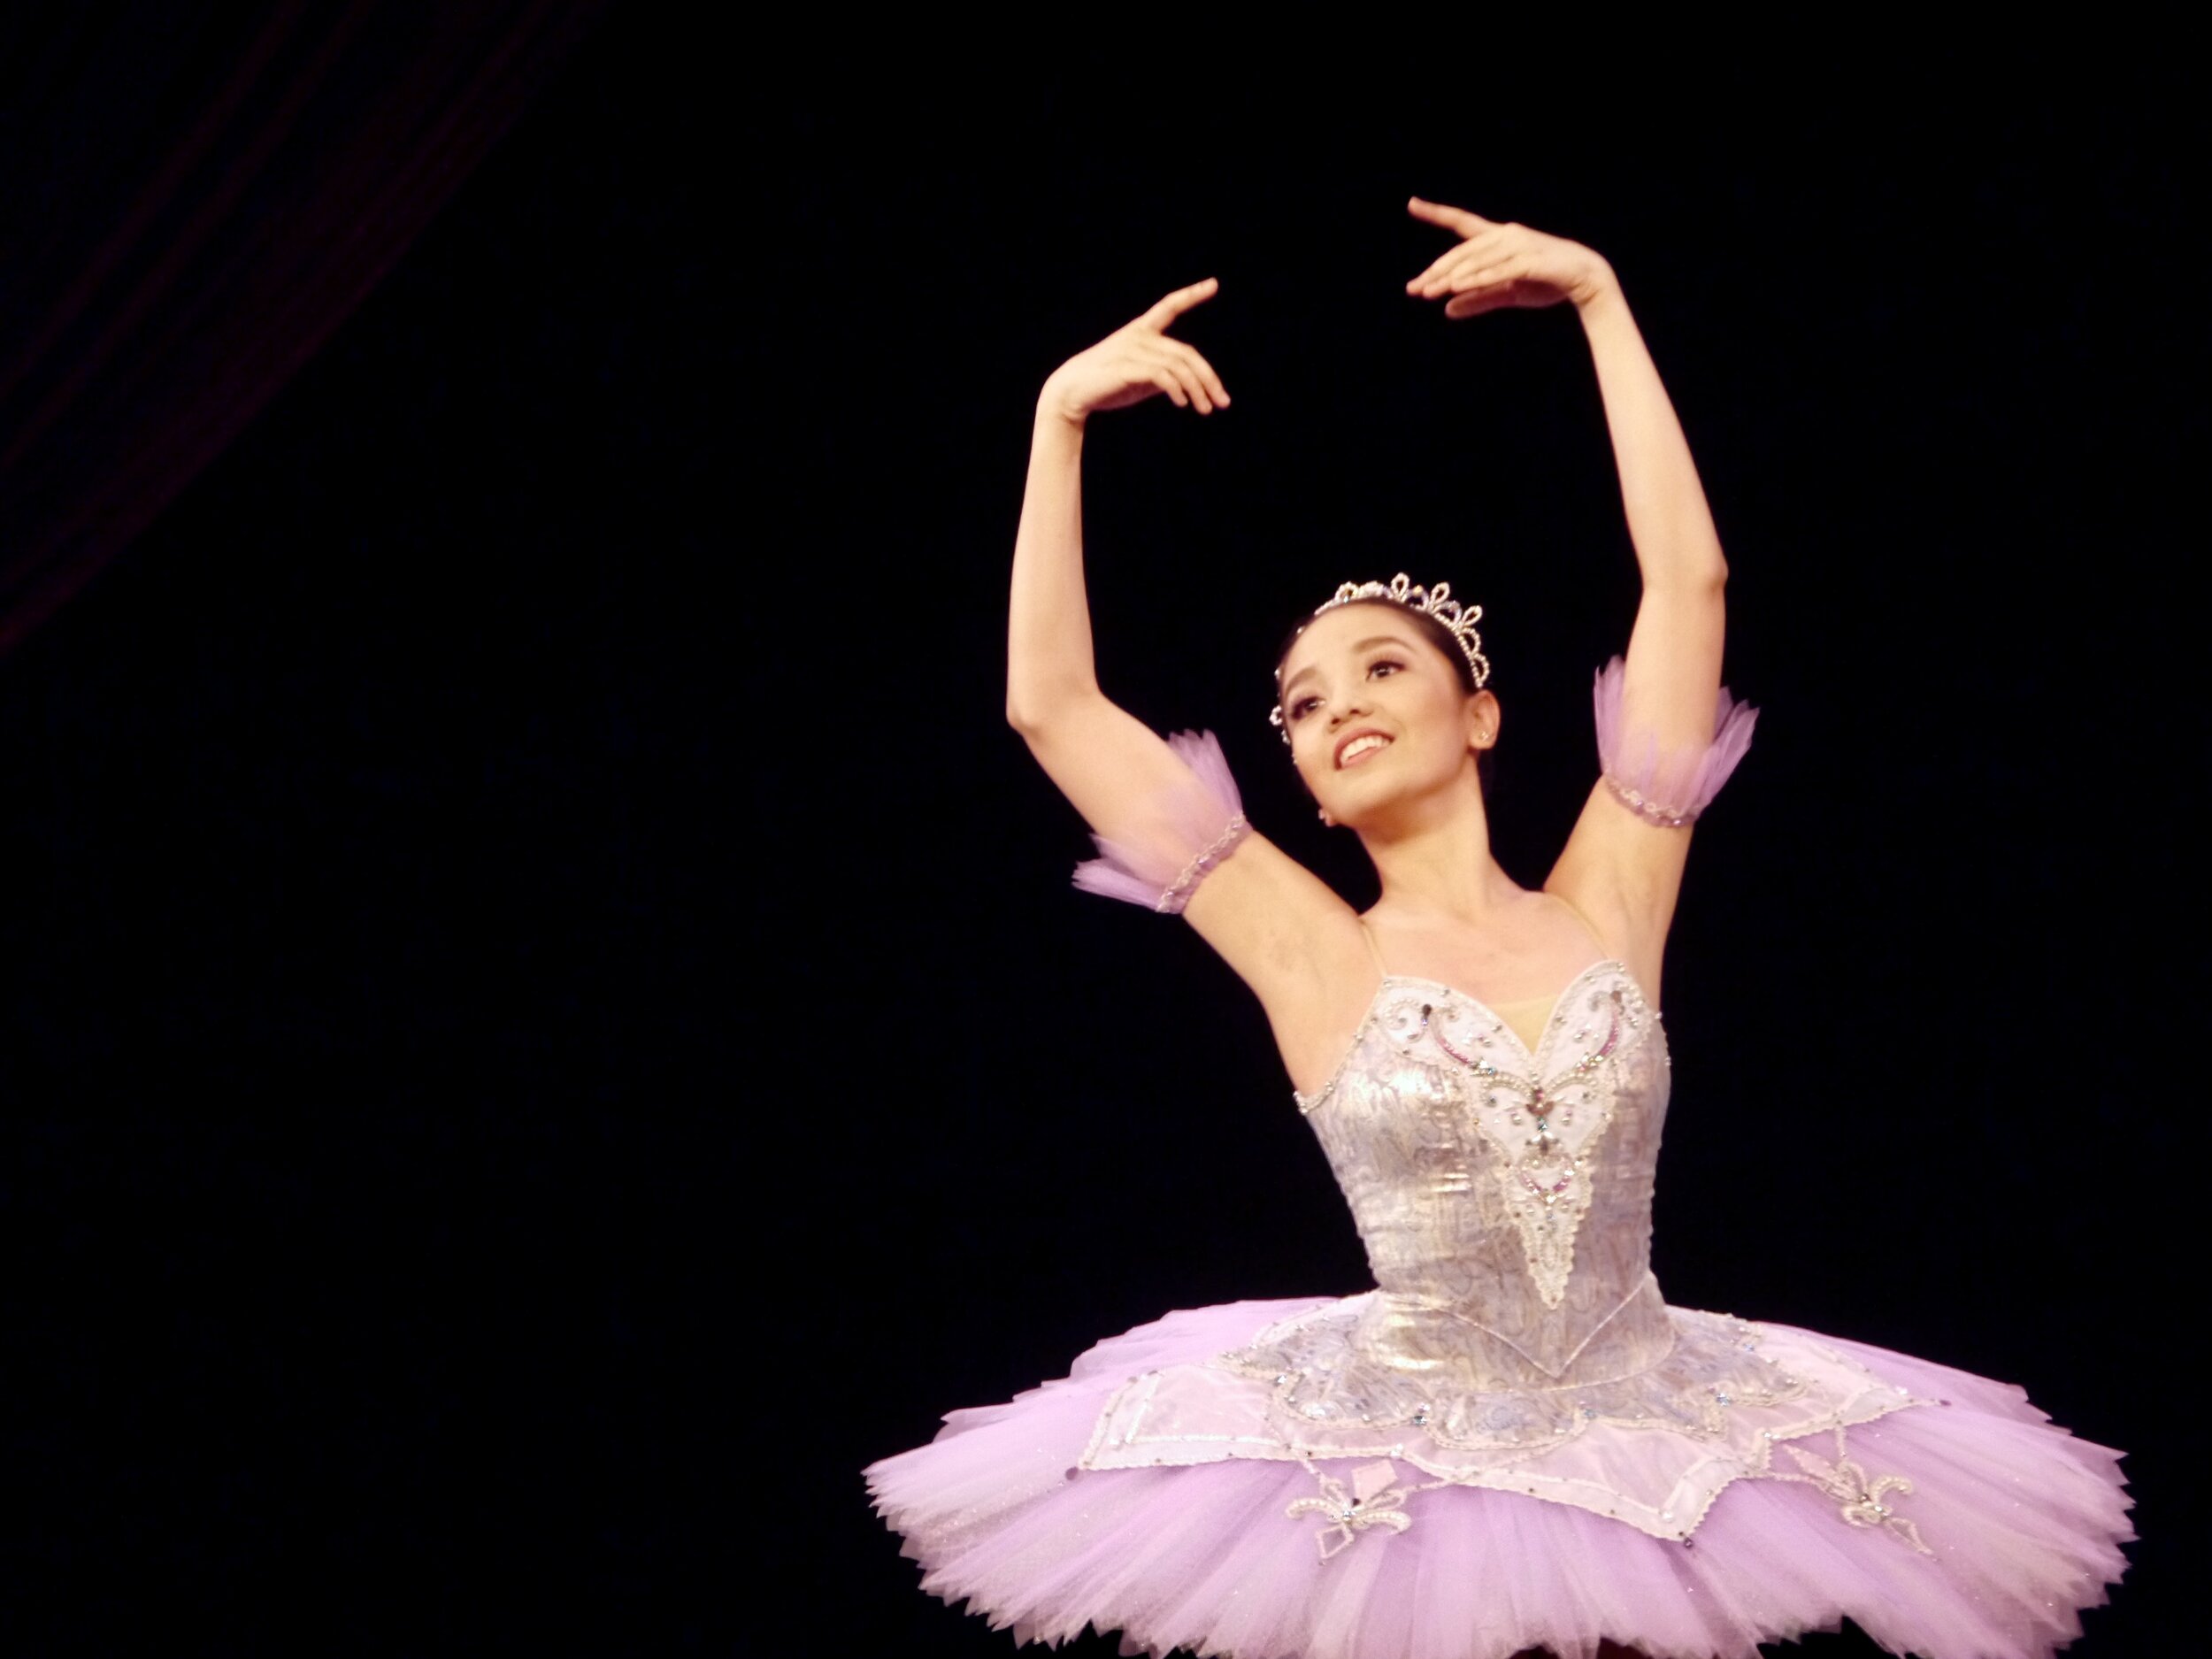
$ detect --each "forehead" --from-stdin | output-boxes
[1278,603,1428,683]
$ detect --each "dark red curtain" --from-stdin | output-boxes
[0,0,603,657]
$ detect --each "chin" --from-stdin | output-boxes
[1317,775,1402,827]
[1328,757,1464,826]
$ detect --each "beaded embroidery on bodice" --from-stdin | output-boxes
[1297,963,1668,1360]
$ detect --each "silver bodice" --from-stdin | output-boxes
[1288,962,1677,1394]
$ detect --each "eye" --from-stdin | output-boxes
[1289,695,1321,721]
[1368,657,1406,680]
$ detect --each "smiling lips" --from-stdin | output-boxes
[1335,730,1393,769]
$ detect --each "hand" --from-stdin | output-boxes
[1403,200,1617,319]
[1040,279,1231,425]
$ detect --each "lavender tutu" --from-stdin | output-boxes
[867,684,2131,1657]
[866,1298,2129,1659]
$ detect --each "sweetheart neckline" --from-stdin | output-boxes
[1294,958,1656,1109]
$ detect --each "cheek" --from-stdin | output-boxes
[1395,695,1471,760]
[1294,729,1344,791]
[1417,679,1471,728]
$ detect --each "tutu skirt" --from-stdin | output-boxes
[865,1298,2132,1659]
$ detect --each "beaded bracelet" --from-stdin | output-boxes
[1156,815,1253,914]
[1603,776,1701,829]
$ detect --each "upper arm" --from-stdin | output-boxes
[1544,578,1729,993]
[1545,782,1692,999]
[1018,693,1370,1084]
[1017,692,1233,870]
[1179,834,1370,1088]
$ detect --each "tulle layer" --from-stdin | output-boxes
[1592,656,1758,826]
[1071,731,1249,913]
[865,1298,2132,1659]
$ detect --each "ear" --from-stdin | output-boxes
[1467,688,1502,750]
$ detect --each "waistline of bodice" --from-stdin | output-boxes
[1353,1270,1677,1392]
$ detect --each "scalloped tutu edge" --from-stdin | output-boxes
[864,1297,2133,1659]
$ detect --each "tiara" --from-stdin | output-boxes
[1269,573,1490,735]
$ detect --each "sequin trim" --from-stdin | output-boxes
[1082,1325,1936,1544]
[1284,1459,1421,1559]
[1217,1304,1805,1453]
[1601,773,1702,827]
[1760,1425,1936,1555]
[1453,985,1624,1308]
[1156,814,1251,914]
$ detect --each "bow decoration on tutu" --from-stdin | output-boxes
[1286,1460,1417,1560]
[1777,1433,1935,1556]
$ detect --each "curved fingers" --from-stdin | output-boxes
[1133,340,1206,412]
[1409,228,1517,296]
[1445,277,1557,319]
[1448,252,1525,293]
[1163,338,1230,408]
[1443,288,1517,319]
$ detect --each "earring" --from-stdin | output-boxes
[1317,809,1334,826]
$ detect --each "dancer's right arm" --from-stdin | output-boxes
[1008,282,1370,1088]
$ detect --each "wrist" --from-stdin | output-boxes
[1035,376,1091,434]
[1571,259,1624,317]
[1032,398,1087,457]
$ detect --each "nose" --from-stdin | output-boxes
[1328,688,1371,726]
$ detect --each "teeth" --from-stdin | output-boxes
[1340,734,1391,764]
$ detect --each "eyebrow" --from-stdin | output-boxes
[1279,635,1417,700]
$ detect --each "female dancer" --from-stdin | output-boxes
[865,199,2132,1659]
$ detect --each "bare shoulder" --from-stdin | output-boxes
[1181,833,1381,1093]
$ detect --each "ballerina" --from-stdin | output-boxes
[864,198,2133,1659]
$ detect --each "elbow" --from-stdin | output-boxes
[1004,691,1068,740]
[1005,681,1054,735]
[1651,557,1727,596]
[1006,673,1100,738]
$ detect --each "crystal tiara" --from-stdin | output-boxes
[1269,573,1490,733]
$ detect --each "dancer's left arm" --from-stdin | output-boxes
[1407,202,1728,989]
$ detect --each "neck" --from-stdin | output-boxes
[1355,772,1520,925]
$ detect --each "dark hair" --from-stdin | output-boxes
[1272,598,1496,792]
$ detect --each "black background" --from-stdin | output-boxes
[0,28,2199,1657]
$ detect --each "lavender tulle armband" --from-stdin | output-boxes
[1071,731,1251,915]
[1593,657,1758,827]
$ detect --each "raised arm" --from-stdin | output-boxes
[1009,283,1368,1085]
[1005,281,1225,802]
[1404,203,1736,993]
